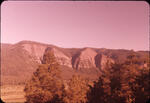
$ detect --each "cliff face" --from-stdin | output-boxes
[45,47,72,68]
[95,54,115,70]
[73,48,97,70]
[11,41,115,70]
[44,47,114,70]
[17,41,73,67]
[21,43,48,63]
[1,41,114,72]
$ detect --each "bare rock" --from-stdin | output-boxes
[21,42,47,63]
[45,47,72,68]
[73,48,97,70]
[95,54,115,70]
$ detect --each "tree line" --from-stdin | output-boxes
[24,51,150,103]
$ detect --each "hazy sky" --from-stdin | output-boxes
[1,1,149,51]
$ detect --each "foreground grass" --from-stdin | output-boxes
[1,85,26,103]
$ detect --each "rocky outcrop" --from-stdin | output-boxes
[46,47,72,68]
[21,42,48,63]
[95,54,115,70]
[16,41,72,67]
[72,48,114,70]
[18,41,114,70]
[73,48,97,70]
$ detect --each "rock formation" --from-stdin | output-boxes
[95,54,115,70]
[19,41,48,63]
[45,47,72,68]
[73,48,97,70]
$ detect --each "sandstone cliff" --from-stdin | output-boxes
[73,48,97,70]
[95,54,115,70]
[45,47,72,68]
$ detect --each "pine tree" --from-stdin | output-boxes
[62,75,89,103]
[129,67,150,103]
[24,50,64,103]
[87,77,106,103]
[124,52,150,102]
[87,63,128,103]
[87,52,149,103]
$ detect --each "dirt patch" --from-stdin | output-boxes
[1,85,26,103]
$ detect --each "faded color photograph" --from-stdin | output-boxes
[1,1,149,103]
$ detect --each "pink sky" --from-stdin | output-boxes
[1,1,149,51]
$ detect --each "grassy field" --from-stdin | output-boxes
[1,85,26,103]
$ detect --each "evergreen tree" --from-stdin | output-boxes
[102,63,128,103]
[62,75,89,103]
[88,52,149,103]
[124,52,150,102]
[129,67,150,103]
[87,63,128,103]
[24,50,64,103]
[87,77,106,103]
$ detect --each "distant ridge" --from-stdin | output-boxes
[1,40,149,85]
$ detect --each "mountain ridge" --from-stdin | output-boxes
[2,40,149,52]
[1,40,148,85]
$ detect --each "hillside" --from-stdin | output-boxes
[1,40,149,85]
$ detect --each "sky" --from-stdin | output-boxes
[1,1,149,51]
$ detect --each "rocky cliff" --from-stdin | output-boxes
[45,47,72,68]
[73,48,97,70]
[95,54,115,70]
[15,41,114,70]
